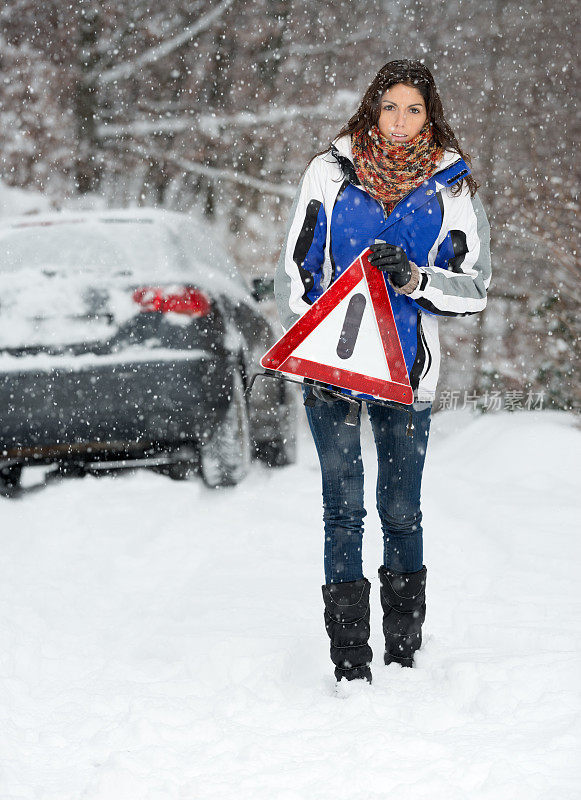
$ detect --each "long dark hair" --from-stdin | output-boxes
[317,59,478,197]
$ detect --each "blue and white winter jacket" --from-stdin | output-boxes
[275,135,491,402]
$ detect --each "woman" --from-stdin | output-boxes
[274,60,491,683]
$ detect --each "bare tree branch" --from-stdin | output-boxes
[285,32,373,57]
[95,97,357,139]
[93,0,235,85]
[121,144,296,199]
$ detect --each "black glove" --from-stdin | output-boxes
[312,386,338,403]
[368,243,412,288]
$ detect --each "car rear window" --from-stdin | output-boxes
[0,219,187,276]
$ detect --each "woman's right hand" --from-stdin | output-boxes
[368,243,412,288]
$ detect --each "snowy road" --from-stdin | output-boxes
[1,410,580,799]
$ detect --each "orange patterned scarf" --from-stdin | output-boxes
[351,123,444,215]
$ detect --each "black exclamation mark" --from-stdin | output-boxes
[336,293,366,359]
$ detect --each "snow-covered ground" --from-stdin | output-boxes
[1,409,580,800]
[0,182,52,219]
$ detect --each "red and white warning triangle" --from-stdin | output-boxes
[261,247,414,404]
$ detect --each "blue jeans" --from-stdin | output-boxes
[304,390,432,584]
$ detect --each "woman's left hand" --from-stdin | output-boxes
[368,243,412,288]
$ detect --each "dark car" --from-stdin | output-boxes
[0,209,296,491]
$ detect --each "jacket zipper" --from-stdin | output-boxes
[380,162,458,222]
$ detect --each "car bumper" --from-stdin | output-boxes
[0,349,232,459]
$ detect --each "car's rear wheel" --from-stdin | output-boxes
[254,399,297,467]
[200,369,251,488]
[255,436,296,467]
[0,463,23,495]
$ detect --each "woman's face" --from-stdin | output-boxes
[377,83,428,144]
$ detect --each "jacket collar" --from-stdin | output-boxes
[377,157,470,235]
[329,135,470,232]
[330,134,465,183]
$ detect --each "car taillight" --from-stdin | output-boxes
[132,286,211,317]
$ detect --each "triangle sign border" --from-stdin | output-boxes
[261,248,413,404]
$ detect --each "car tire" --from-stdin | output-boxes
[254,393,297,467]
[0,463,23,495]
[165,462,196,481]
[254,413,297,468]
[255,437,296,467]
[200,368,251,488]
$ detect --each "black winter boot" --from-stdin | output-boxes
[378,565,427,668]
[322,577,373,683]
